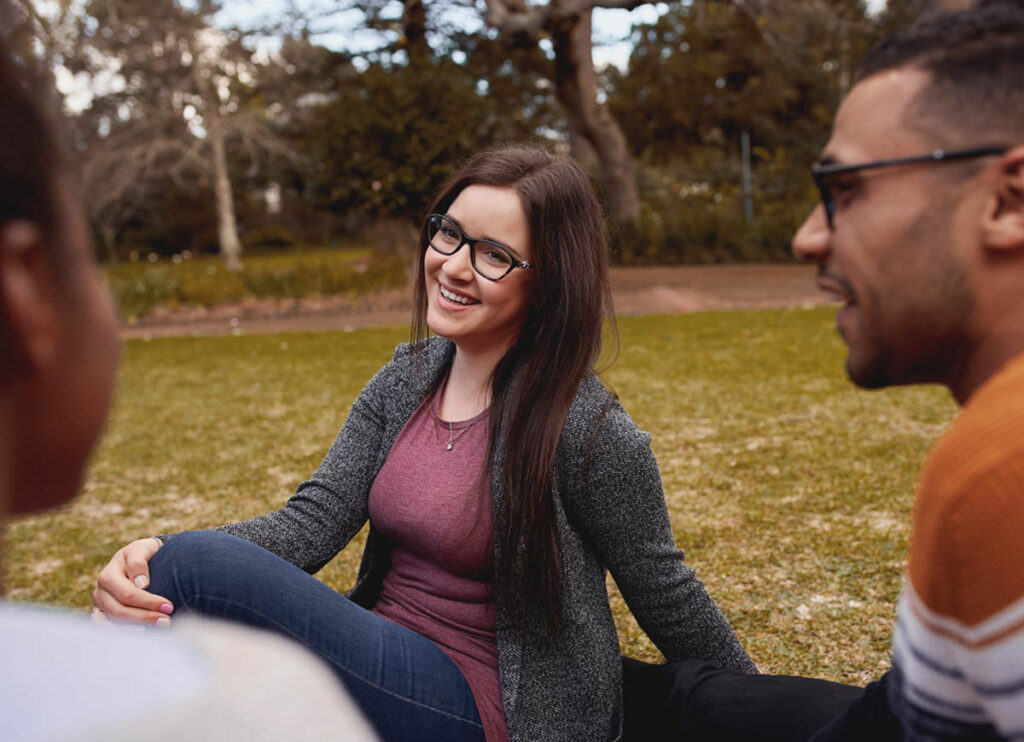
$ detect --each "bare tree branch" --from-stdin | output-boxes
[484,0,648,35]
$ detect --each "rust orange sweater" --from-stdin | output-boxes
[889,350,1024,739]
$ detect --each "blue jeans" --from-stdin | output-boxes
[149,531,485,742]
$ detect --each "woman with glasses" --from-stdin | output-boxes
[91,145,755,741]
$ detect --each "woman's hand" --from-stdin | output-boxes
[92,537,174,626]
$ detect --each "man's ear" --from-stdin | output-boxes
[0,221,60,377]
[982,145,1024,252]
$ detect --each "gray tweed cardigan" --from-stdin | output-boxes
[211,337,755,741]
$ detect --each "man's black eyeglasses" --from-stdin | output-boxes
[811,146,1009,229]
[426,213,532,281]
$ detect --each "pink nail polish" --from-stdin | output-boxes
[159,603,174,614]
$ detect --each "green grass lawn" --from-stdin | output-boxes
[3,308,955,684]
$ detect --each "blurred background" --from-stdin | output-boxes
[3,0,951,320]
[3,0,973,676]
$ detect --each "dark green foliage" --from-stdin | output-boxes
[450,31,562,144]
[611,149,819,264]
[299,47,556,225]
[241,225,299,249]
[609,3,835,164]
[117,178,220,257]
[302,60,493,222]
[606,1,892,263]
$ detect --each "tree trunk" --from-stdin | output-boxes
[402,0,430,65]
[98,222,119,264]
[209,127,244,272]
[551,11,640,225]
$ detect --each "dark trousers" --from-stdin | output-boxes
[622,657,902,741]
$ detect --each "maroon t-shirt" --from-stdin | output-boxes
[368,383,508,741]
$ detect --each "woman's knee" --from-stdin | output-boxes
[152,530,233,569]
[149,530,252,601]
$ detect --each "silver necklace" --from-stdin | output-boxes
[446,417,481,450]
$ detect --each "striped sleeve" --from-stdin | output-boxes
[890,582,1024,740]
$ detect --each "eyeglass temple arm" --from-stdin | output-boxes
[812,146,1009,177]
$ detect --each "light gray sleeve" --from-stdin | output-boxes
[85,617,381,741]
[567,400,757,673]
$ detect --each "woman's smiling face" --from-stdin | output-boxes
[424,184,533,355]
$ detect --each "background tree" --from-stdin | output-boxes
[335,0,902,232]
[290,12,558,239]
[603,0,885,262]
[479,0,646,225]
[16,0,936,267]
[3,0,77,127]
[73,0,293,269]
[345,0,646,224]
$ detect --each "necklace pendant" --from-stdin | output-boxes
[446,441,454,451]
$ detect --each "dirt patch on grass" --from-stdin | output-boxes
[120,263,831,339]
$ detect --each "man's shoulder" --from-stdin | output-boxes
[910,354,1024,625]
[921,351,1024,502]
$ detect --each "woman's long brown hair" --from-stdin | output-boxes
[411,145,615,635]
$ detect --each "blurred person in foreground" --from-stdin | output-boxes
[0,38,376,742]
[627,2,1024,740]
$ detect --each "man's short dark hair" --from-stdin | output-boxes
[0,38,65,376]
[0,39,59,237]
[857,0,1024,146]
